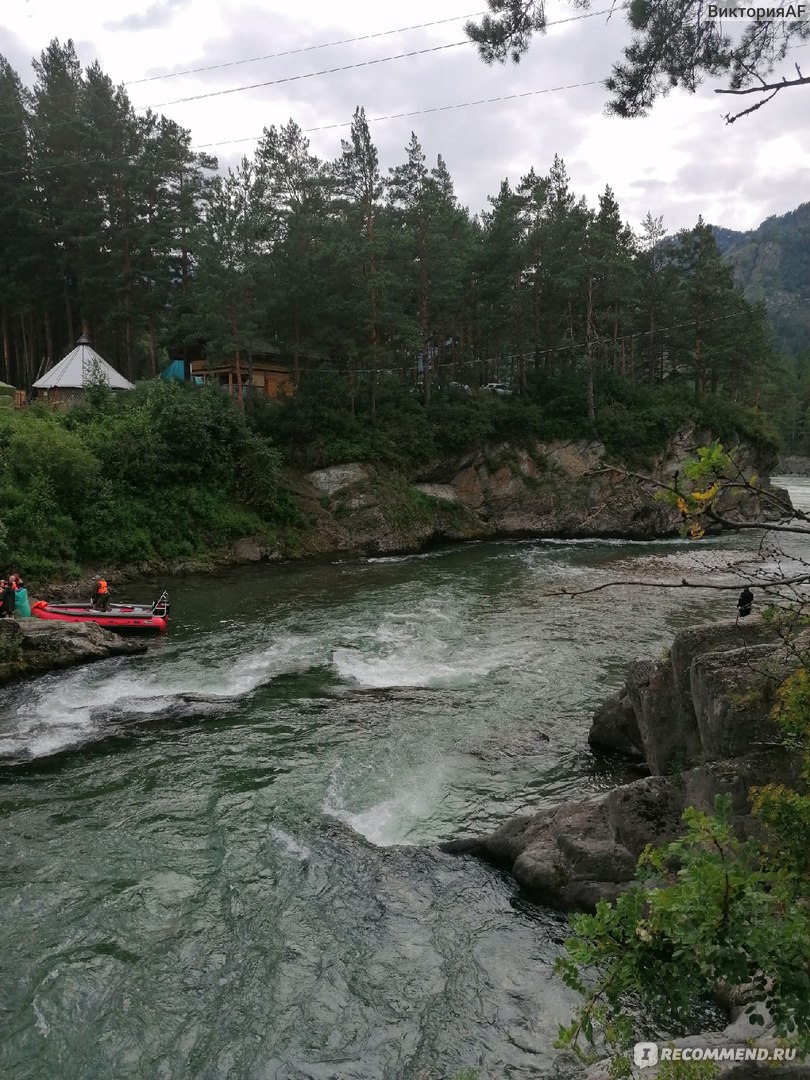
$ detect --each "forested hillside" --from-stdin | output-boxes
[0,39,777,416]
[0,38,796,580]
[711,205,810,452]
[713,202,810,356]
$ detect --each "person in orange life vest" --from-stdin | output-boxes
[94,579,111,611]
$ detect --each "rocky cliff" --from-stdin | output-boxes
[444,617,804,912]
[284,428,782,559]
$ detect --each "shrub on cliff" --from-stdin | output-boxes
[556,791,810,1070]
[267,368,779,469]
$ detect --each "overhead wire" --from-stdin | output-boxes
[124,10,490,84]
[0,5,620,142]
[125,6,619,85]
[307,294,810,377]
[139,41,470,110]
[0,78,604,177]
[194,79,604,148]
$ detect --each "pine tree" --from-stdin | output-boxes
[387,136,472,403]
[254,120,327,385]
[0,57,35,384]
[29,40,97,352]
[329,107,387,419]
[672,217,743,396]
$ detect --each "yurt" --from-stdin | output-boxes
[33,335,134,405]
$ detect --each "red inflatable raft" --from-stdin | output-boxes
[31,591,170,635]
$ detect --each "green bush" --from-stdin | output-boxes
[0,380,290,583]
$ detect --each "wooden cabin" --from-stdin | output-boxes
[189,357,294,400]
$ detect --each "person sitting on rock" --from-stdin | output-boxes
[737,586,754,619]
[94,579,111,611]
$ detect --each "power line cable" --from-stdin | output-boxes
[0,5,621,143]
[308,294,810,376]
[193,79,604,148]
[138,40,470,110]
[124,10,490,84]
[125,6,619,85]
[0,78,603,177]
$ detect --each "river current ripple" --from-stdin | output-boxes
[1,481,807,1079]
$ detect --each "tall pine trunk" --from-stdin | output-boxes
[44,311,54,369]
[1,310,10,383]
[231,317,244,412]
[64,289,75,344]
[148,317,157,376]
[585,277,596,424]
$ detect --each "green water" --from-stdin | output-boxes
[0,527,784,1079]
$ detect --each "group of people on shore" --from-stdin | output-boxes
[0,574,31,618]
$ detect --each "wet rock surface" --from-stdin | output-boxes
[445,617,803,913]
[0,619,146,685]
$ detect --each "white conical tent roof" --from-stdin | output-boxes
[33,335,135,390]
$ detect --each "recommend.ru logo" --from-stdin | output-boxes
[633,1042,659,1068]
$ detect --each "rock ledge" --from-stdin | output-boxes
[0,619,147,685]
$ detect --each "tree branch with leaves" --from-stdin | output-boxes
[466,1,810,122]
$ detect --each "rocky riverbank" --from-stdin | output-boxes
[443,616,804,910]
[37,427,789,599]
[776,455,810,475]
[444,616,807,1074]
[0,619,146,685]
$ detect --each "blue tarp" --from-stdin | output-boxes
[161,360,203,384]
[161,359,186,381]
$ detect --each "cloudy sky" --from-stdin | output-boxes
[2,0,808,232]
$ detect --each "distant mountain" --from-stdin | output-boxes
[711,203,810,354]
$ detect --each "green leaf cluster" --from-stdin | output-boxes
[558,651,810,1071]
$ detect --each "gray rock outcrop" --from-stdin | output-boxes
[444,776,683,910]
[776,456,810,476]
[0,619,146,684]
[445,617,804,913]
[288,427,786,559]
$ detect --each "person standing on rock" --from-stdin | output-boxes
[10,574,31,618]
[0,578,16,618]
[737,586,754,619]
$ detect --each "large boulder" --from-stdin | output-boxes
[443,776,684,911]
[590,618,803,773]
[690,642,793,762]
[451,617,805,914]
[625,659,698,775]
[589,686,645,760]
[305,463,370,496]
[0,619,146,684]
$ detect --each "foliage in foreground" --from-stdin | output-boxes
[556,792,810,1068]
[555,446,810,1073]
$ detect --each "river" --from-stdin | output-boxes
[1,479,808,1080]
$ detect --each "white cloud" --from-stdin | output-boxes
[1,0,808,233]
[104,0,192,33]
